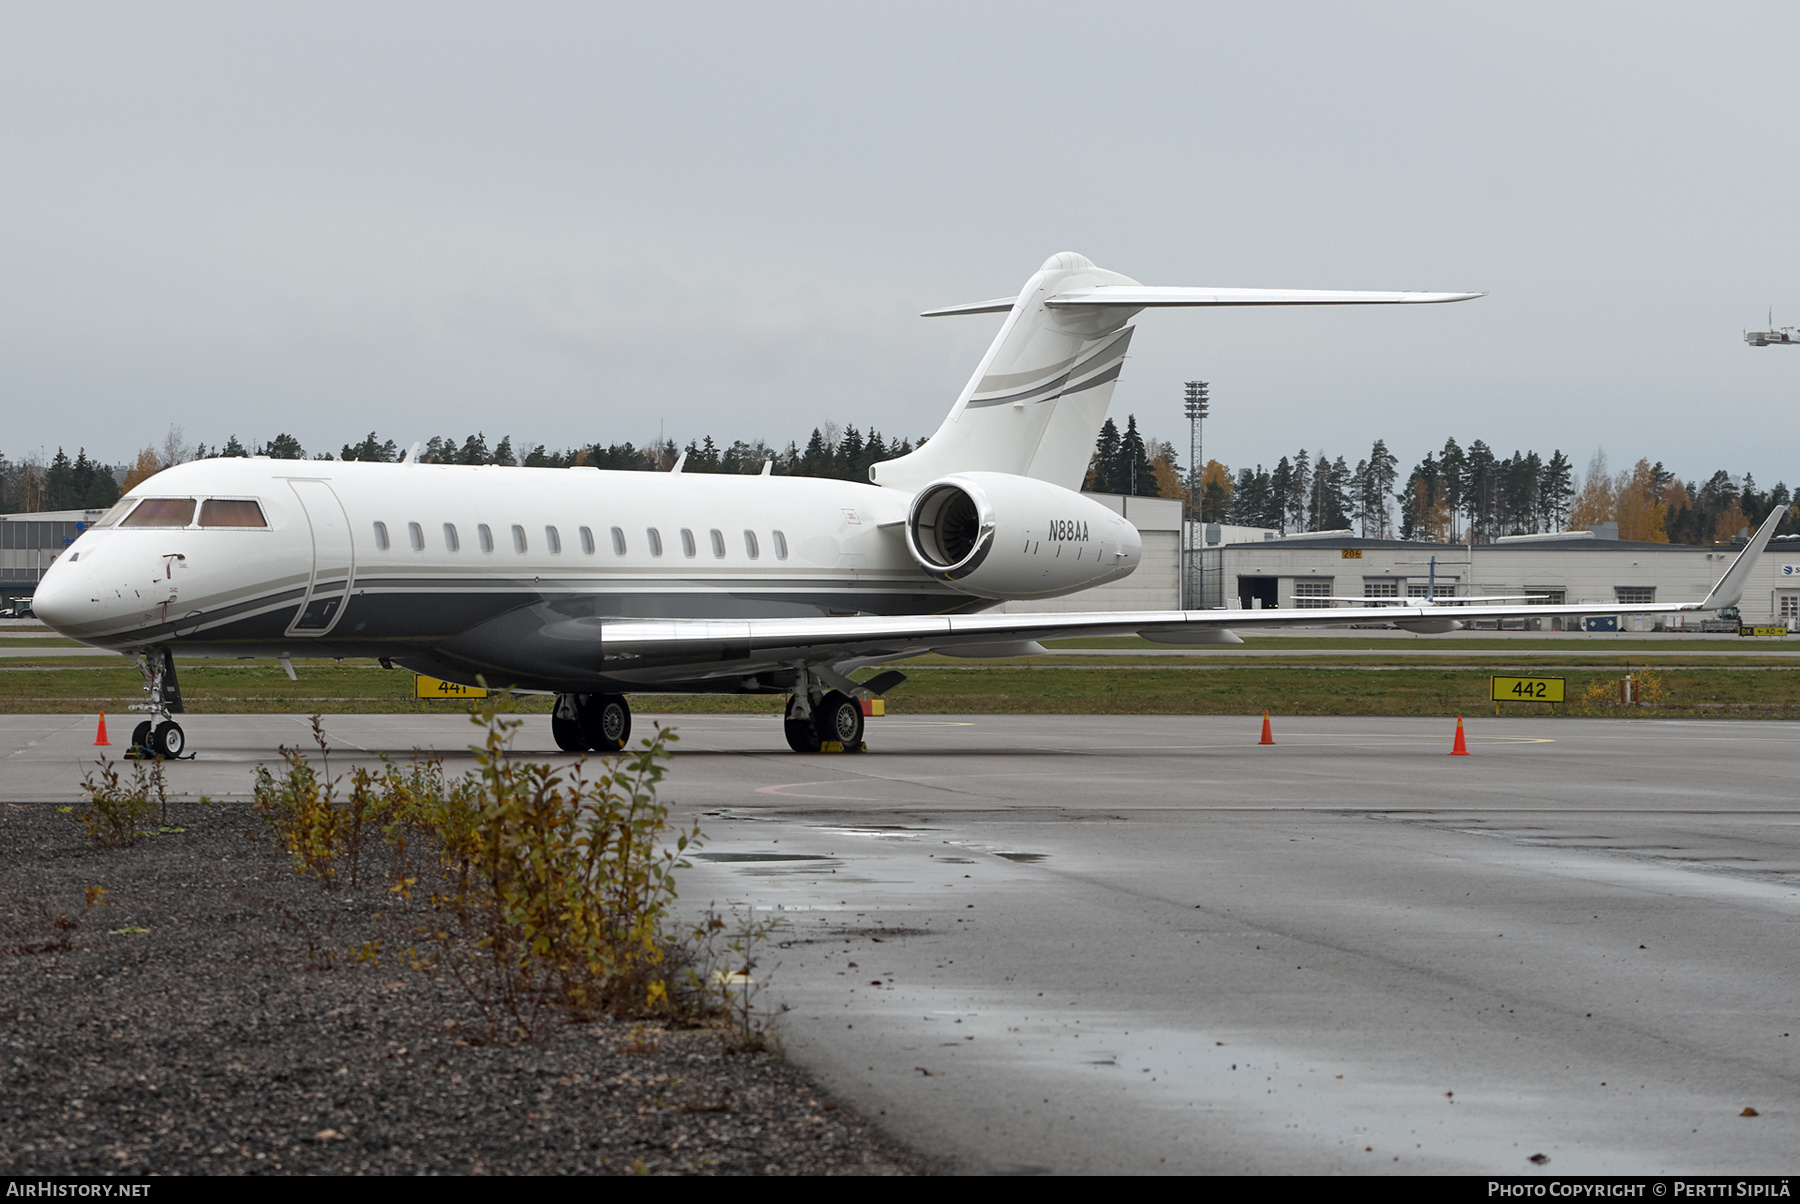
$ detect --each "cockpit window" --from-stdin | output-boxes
[91,498,137,528]
[120,498,196,528]
[199,499,268,527]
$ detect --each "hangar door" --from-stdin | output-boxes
[1238,576,1278,610]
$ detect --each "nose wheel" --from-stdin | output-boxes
[126,647,190,759]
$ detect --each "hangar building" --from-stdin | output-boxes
[1194,527,1800,630]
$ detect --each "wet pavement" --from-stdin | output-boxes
[4,711,1799,1173]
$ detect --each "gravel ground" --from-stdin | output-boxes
[0,797,934,1175]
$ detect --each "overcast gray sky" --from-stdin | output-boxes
[3,2,1797,488]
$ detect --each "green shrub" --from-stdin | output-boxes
[68,757,167,847]
[251,701,710,1041]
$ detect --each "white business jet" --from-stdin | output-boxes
[33,253,1784,757]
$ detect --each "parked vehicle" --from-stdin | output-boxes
[1698,606,1741,633]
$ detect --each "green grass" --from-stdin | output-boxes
[4,655,1798,719]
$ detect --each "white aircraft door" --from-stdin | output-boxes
[285,479,355,637]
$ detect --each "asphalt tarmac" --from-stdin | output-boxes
[4,711,1798,1174]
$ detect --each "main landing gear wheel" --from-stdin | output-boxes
[151,720,184,758]
[580,694,632,753]
[551,712,585,753]
[784,696,822,753]
[130,721,153,758]
[813,691,864,751]
[786,692,864,752]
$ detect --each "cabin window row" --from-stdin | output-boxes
[371,522,789,561]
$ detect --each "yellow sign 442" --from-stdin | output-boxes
[1491,675,1565,703]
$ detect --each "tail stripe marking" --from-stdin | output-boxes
[965,327,1134,410]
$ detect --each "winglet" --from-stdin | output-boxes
[1697,504,1788,610]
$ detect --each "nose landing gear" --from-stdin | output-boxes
[127,647,188,759]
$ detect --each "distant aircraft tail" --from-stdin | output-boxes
[870,252,1480,495]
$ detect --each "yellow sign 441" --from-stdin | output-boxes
[415,675,488,699]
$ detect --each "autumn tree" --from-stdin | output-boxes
[120,447,162,493]
[1199,460,1233,523]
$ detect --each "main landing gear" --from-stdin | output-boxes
[551,693,632,753]
[128,646,187,759]
[784,690,865,754]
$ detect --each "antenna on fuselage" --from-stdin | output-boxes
[398,441,420,464]
[760,457,774,476]
[670,450,687,474]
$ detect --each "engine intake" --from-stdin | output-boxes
[904,473,1141,600]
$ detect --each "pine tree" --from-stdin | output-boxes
[1110,416,1156,496]
[1286,450,1310,532]
[799,429,830,478]
[1089,419,1122,493]
[266,434,305,460]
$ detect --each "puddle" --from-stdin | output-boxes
[695,852,836,863]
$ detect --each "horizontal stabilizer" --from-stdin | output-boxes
[1044,286,1484,308]
[920,297,1018,317]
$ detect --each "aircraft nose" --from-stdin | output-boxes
[31,558,94,636]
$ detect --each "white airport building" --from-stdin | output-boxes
[1006,495,1800,631]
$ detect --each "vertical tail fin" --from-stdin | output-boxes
[872,254,1481,495]
[871,252,1141,493]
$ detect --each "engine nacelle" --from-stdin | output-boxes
[904,472,1142,600]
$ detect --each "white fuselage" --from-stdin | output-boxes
[31,457,1059,693]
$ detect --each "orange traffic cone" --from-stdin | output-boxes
[1259,711,1275,745]
[94,712,110,746]
[1450,716,1469,756]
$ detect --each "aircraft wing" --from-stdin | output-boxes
[597,507,1786,672]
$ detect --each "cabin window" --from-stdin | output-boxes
[121,498,197,528]
[478,523,494,553]
[611,527,626,555]
[408,522,424,551]
[579,526,594,554]
[444,523,460,552]
[373,521,390,551]
[545,525,562,554]
[198,499,267,528]
[681,528,696,558]
[647,528,663,557]
[512,524,528,553]
[710,528,725,559]
[773,530,788,560]
[743,530,759,559]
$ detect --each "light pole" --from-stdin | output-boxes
[1183,381,1209,609]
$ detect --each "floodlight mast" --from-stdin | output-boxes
[1183,380,1209,608]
